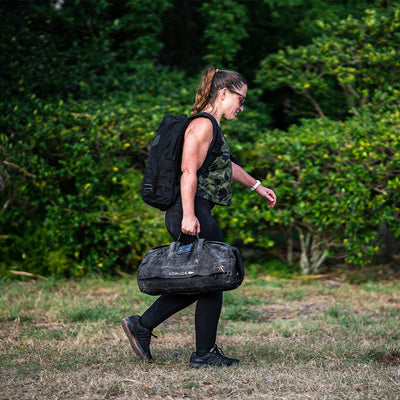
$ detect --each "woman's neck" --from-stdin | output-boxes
[201,106,221,126]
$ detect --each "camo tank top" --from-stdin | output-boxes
[196,131,233,206]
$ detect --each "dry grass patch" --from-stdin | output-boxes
[1,275,400,399]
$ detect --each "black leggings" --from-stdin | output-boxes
[140,196,224,353]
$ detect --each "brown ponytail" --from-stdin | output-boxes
[191,67,217,115]
[191,66,247,115]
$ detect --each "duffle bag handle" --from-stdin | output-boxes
[169,233,205,256]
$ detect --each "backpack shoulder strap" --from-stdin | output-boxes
[188,112,224,173]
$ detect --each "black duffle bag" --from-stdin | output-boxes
[137,237,244,295]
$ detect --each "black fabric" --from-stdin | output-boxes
[137,237,244,295]
[195,113,225,176]
[140,196,224,353]
[165,195,223,243]
[140,112,224,211]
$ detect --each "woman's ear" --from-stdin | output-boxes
[220,89,226,101]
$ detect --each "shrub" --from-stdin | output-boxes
[222,93,400,273]
[0,81,191,276]
[257,7,400,122]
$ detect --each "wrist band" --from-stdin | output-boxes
[251,180,261,191]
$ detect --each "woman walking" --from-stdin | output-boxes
[122,66,276,368]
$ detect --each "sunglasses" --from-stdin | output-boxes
[227,88,246,107]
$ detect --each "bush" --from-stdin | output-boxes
[257,7,400,122]
[2,2,399,277]
[2,81,399,276]
[0,0,172,101]
[0,78,192,276]
[223,93,400,273]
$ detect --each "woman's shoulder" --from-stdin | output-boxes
[185,117,214,141]
[188,116,214,130]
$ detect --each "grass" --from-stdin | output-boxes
[1,273,400,399]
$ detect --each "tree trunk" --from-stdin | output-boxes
[297,227,329,274]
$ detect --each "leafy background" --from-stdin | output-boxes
[1,0,399,277]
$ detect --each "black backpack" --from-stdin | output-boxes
[141,112,223,211]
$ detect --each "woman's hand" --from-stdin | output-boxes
[181,214,200,236]
[231,162,277,207]
[255,185,277,208]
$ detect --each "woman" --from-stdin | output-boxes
[122,66,276,368]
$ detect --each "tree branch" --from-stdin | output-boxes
[1,161,37,178]
[299,90,325,119]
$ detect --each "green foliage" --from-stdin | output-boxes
[0,85,191,276]
[257,7,400,121]
[0,0,172,100]
[1,1,400,276]
[234,95,400,270]
[108,0,172,62]
[200,0,249,68]
[245,259,299,279]
[2,0,113,100]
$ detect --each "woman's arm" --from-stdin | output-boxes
[180,118,214,235]
[232,162,277,207]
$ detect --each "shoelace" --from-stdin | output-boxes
[211,344,224,356]
[136,331,157,346]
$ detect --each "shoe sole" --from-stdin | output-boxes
[121,319,152,362]
[189,362,205,369]
[189,361,239,369]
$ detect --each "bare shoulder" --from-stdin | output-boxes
[185,117,214,143]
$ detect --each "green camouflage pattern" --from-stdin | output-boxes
[196,134,233,206]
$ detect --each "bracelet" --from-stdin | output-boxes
[250,180,261,191]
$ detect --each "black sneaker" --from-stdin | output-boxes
[189,344,240,368]
[121,315,155,362]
